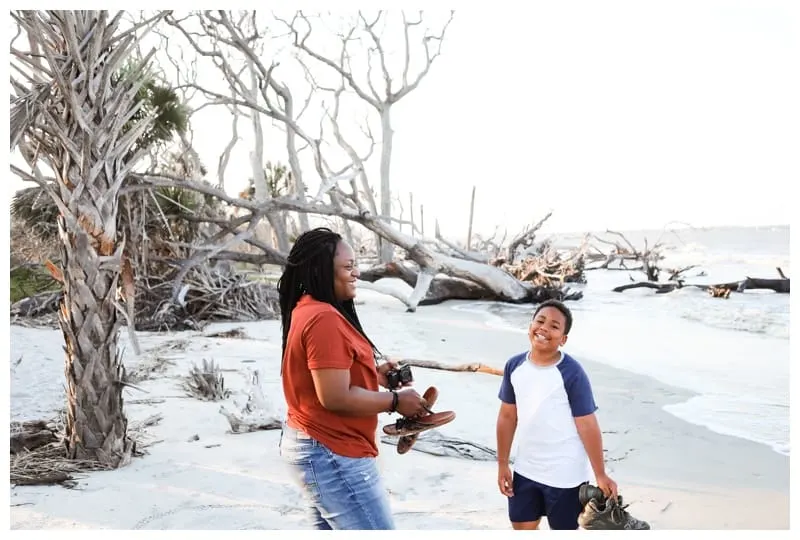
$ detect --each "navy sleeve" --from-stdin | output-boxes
[498,356,518,404]
[563,360,598,417]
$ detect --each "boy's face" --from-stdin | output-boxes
[529,306,568,353]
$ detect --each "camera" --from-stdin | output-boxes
[385,364,413,390]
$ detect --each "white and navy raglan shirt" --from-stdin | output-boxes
[498,351,598,488]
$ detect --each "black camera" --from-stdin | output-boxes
[385,365,413,390]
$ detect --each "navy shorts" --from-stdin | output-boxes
[507,472,582,530]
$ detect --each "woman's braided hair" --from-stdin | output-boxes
[277,227,378,363]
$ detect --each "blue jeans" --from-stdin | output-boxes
[279,425,395,530]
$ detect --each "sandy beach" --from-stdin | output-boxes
[9,287,790,530]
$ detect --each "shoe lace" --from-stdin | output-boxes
[609,497,649,529]
[609,497,632,525]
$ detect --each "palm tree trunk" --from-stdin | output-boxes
[57,214,133,466]
[11,11,166,467]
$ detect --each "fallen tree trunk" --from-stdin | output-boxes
[711,277,789,294]
[612,282,680,294]
[11,291,62,318]
[613,271,790,296]
[359,262,582,310]
[359,262,497,307]
[132,174,585,312]
[10,420,58,454]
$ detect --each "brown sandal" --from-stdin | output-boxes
[382,386,455,440]
[396,386,439,454]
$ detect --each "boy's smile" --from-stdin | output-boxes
[529,306,568,355]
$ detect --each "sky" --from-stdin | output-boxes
[7,1,798,239]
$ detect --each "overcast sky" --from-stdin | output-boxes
[8,2,797,238]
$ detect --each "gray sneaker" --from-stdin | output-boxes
[578,494,651,530]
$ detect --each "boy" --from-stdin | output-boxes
[495,299,617,530]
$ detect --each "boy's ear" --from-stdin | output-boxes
[560,334,568,346]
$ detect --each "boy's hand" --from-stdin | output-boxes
[596,473,618,500]
[497,463,514,497]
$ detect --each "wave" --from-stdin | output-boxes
[678,306,789,339]
[664,395,790,457]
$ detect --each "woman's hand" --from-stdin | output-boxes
[377,358,413,389]
[395,388,428,417]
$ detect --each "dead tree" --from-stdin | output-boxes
[154,11,583,312]
[164,11,321,245]
[279,10,455,264]
[591,230,665,280]
[132,171,583,311]
[504,211,553,264]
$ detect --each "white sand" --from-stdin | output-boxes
[9,286,790,530]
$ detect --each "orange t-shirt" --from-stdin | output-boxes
[282,295,380,458]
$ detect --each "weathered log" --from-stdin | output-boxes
[11,471,73,486]
[613,275,790,296]
[359,262,497,307]
[402,359,503,377]
[10,421,58,454]
[593,231,665,281]
[712,277,789,294]
[359,262,417,287]
[219,370,282,434]
[612,281,680,294]
[209,250,287,267]
[359,262,581,310]
[10,291,62,317]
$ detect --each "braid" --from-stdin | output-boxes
[277,227,378,369]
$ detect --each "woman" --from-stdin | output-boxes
[277,227,428,530]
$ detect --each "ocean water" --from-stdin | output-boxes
[452,225,790,456]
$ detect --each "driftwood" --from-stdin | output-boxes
[505,211,553,264]
[9,264,280,332]
[10,291,62,318]
[359,261,583,311]
[132,173,587,312]
[613,268,790,297]
[584,250,641,270]
[359,262,497,307]
[10,420,58,454]
[9,413,162,487]
[402,359,503,377]
[499,241,587,286]
[219,370,282,434]
[592,230,666,281]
